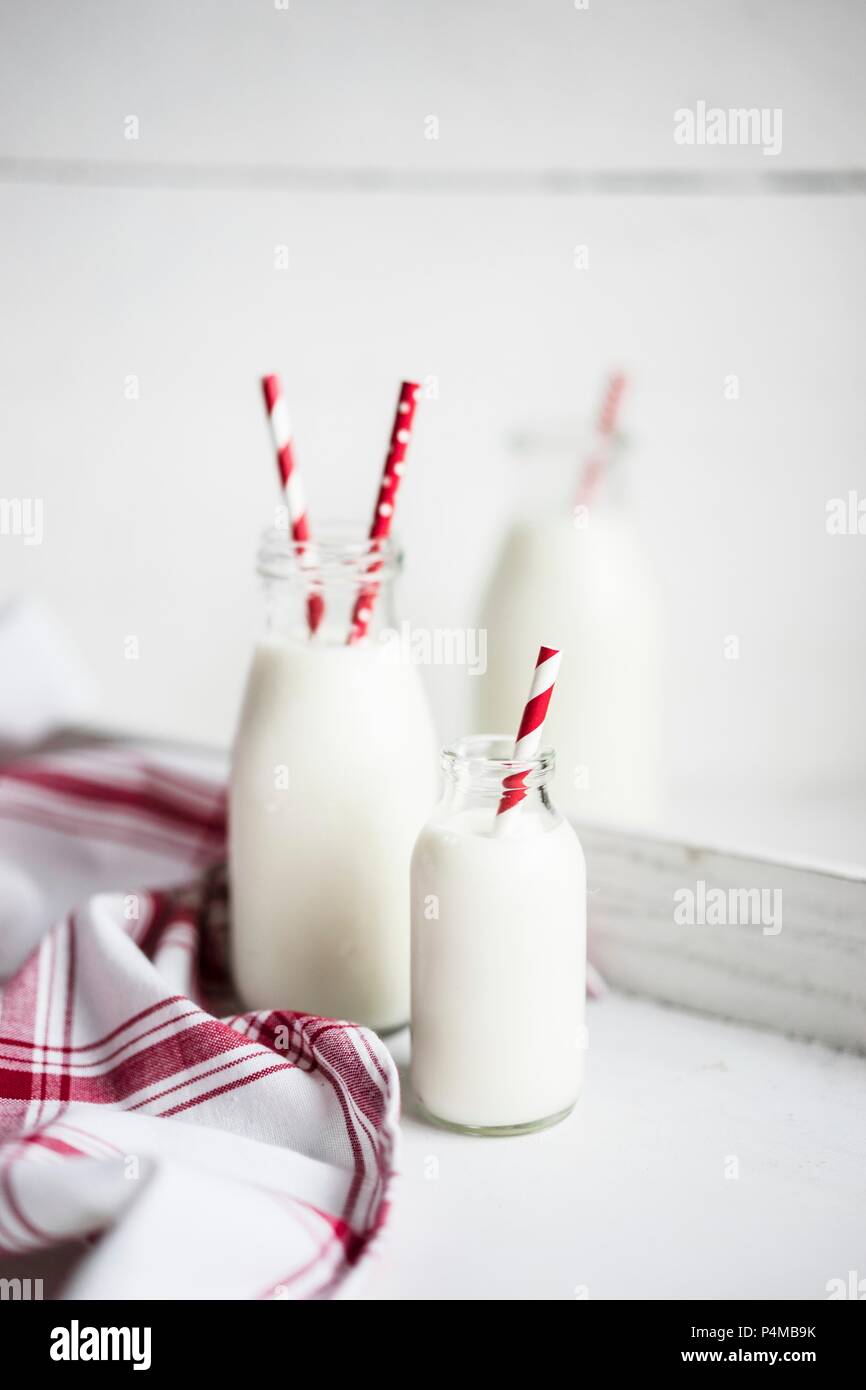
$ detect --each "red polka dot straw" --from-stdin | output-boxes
[347,380,421,645]
[261,373,324,636]
[495,645,562,827]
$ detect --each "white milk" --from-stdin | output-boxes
[477,513,662,826]
[230,636,438,1031]
[411,804,586,1132]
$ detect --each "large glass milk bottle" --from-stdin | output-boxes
[476,435,663,827]
[230,526,438,1032]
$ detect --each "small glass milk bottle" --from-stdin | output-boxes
[410,735,586,1135]
[230,525,438,1032]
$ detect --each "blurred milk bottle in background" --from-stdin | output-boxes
[475,375,664,828]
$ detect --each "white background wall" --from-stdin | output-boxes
[1,0,864,858]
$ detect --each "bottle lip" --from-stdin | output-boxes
[442,733,555,787]
[257,523,402,581]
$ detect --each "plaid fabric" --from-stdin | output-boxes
[0,748,399,1299]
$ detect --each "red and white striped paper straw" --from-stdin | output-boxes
[574,370,627,509]
[495,645,561,825]
[347,380,421,645]
[596,369,626,438]
[261,374,324,635]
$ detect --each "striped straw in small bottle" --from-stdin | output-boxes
[495,645,562,830]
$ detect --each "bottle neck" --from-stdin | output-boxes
[257,525,401,647]
[439,735,557,816]
[574,435,628,517]
[508,422,630,518]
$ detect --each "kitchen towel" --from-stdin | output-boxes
[0,747,399,1299]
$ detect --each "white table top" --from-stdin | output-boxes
[363,993,866,1300]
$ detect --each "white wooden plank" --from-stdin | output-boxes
[582,822,866,1052]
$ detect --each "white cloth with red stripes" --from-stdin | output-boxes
[0,746,399,1300]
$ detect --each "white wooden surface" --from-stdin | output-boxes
[365,993,866,1300]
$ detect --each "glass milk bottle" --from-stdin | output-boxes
[476,434,663,827]
[230,526,438,1032]
[411,735,586,1134]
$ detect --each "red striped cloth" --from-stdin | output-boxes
[0,747,399,1300]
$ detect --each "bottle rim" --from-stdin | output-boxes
[257,523,403,582]
[441,733,555,789]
